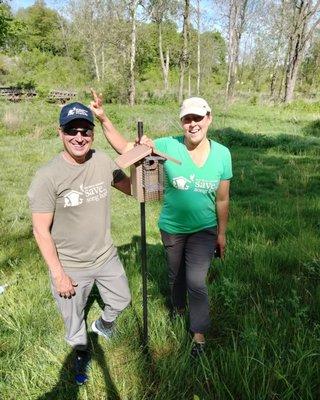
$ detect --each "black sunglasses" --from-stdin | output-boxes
[63,127,94,137]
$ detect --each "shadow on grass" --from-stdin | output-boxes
[33,236,169,400]
[36,300,121,400]
[117,237,198,398]
[118,236,170,308]
[303,119,320,137]
[118,235,223,330]
[210,126,320,154]
[36,332,121,400]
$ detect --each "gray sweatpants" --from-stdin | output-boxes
[51,253,131,349]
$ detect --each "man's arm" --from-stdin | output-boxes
[90,90,133,154]
[90,89,154,154]
[215,180,230,258]
[98,114,133,155]
[32,213,77,298]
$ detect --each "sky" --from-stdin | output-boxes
[10,0,223,32]
[11,0,64,12]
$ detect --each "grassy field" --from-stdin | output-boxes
[0,98,320,399]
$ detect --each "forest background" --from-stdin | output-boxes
[1,1,320,399]
[1,0,320,105]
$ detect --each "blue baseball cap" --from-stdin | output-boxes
[59,102,95,127]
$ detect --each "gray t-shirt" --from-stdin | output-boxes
[28,150,125,269]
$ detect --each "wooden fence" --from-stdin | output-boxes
[0,87,37,102]
[0,88,77,103]
[47,90,77,104]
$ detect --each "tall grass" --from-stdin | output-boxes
[0,99,319,399]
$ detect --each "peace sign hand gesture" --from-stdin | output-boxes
[89,88,106,123]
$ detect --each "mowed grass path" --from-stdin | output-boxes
[0,100,320,399]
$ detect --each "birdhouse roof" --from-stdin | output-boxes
[115,144,181,169]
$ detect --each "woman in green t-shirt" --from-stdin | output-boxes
[90,92,233,357]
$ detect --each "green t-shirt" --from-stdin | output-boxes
[154,136,232,234]
[28,150,125,269]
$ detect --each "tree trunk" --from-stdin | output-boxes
[277,65,286,101]
[283,1,306,103]
[101,46,105,81]
[92,44,101,82]
[196,0,201,95]
[269,0,286,100]
[270,69,277,100]
[226,1,238,101]
[179,0,190,103]
[283,0,320,103]
[158,22,170,91]
[226,0,248,102]
[129,0,138,106]
[270,53,284,100]
[164,48,170,90]
[310,50,320,89]
[284,45,303,103]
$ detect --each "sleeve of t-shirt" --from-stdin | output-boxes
[28,171,56,213]
[154,137,169,153]
[221,148,233,180]
[108,157,127,185]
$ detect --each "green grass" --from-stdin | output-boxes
[0,98,320,399]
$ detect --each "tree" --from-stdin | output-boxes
[0,2,26,54]
[196,0,201,94]
[302,32,320,92]
[200,31,227,85]
[128,0,139,105]
[179,0,190,103]
[267,0,287,100]
[147,0,178,91]
[225,0,249,101]
[283,0,320,103]
[0,2,12,48]
[16,0,64,54]
[67,0,126,83]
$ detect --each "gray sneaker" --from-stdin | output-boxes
[91,318,114,340]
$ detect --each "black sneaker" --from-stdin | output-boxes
[74,350,91,385]
[171,307,186,320]
[174,308,185,317]
[191,341,205,358]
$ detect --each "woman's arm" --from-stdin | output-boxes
[215,179,230,258]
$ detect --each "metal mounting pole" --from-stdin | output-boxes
[138,121,148,347]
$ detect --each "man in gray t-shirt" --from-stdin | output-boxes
[28,102,131,385]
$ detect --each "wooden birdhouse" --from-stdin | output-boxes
[115,144,180,202]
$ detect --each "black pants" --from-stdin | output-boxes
[160,227,217,334]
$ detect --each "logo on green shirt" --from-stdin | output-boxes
[172,174,219,193]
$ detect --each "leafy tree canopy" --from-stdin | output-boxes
[15,0,65,54]
[0,3,13,47]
